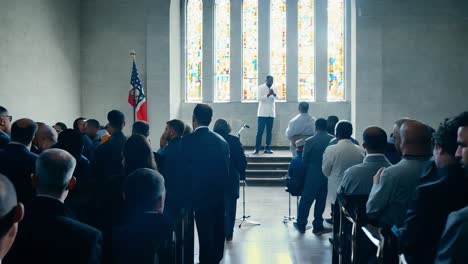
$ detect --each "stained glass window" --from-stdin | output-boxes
[298,0,315,101]
[269,0,287,100]
[214,0,230,102]
[186,0,203,102]
[242,0,258,101]
[327,0,345,101]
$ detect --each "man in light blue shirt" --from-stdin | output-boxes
[285,102,316,157]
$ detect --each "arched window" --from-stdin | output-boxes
[242,0,258,101]
[270,0,287,100]
[298,0,315,101]
[214,0,231,102]
[327,0,345,101]
[186,0,203,102]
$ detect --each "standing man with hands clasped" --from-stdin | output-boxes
[253,75,277,154]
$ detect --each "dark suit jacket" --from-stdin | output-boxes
[5,196,102,264]
[181,127,230,210]
[0,143,38,204]
[92,131,127,229]
[216,131,247,200]
[105,212,171,264]
[400,164,468,263]
[302,131,334,196]
[65,155,94,224]
[0,130,10,149]
[158,137,187,223]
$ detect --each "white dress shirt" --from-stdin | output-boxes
[322,139,366,203]
[257,83,276,117]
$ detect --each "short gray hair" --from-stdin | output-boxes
[35,149,76,196]
[0,174,17,218]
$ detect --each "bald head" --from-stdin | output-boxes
[363,126,388,153]
[33,123,58,151]
[400,120,432,156]
[35,149,76,198]
[0,174,22,260]
[10,118,37,147]
[393,118,413,153]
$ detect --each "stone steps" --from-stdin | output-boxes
[244,149,292,186]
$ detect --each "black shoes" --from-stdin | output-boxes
[312,227,332,235]
[293,222,306,234]
[325,218,333,225]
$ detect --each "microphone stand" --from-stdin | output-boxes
[236,124,261,228]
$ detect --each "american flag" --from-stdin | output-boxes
[128,61,147,121]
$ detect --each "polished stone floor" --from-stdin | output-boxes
[194,186,333,264]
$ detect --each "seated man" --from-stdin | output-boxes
[32,122,58,154]
[323,121,365,220]
[339,126,392,195]
[0,118,38,204]
[107,168,171,264]
[6,149,102,264]
[285,102,316,157]
[0,106,12,149]
[436,206,468,263]
[0,174,24,263]
[366,120,432,227]
[295,119,334,235]
[400,112,468,263]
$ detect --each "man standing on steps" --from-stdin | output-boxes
[253,75,277,154]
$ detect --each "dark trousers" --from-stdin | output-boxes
[255,117,274,150]
[195,204,225,264]
[224,197,237,237]
[296,182,328,229]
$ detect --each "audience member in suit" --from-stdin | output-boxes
[92,110,127,230]
[213,118,247,241]
[339,127,392,195]
[181,104,230,263]
[158,119,185,223]
[0,174,24,263]
[54,129,93,224]
[367,120,432,227]
[285,102,316,157]
[0,119,38,204]
[52,121,67,134]
[86,119,102,159]
[132,120,150,138]
[74,117,94,160]
[31,122,58,154]
[400,112,468,263]
[435,206,468,264]
[106,168,171,264]
[5,149,102,264]
[0,106,12,149]
[295,119,334,235]
[385,133,401,165]
[322,121,365,221]
[326,115,339,136]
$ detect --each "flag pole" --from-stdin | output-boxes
[130,50,137,124]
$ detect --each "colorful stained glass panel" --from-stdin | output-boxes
[242,0,258,101]
[214,0,230,102]
[186,0,203,102]
[270,0,287,100]
[298,0,315,101]
[327,0,345,101]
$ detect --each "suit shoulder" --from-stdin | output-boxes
[59,216,102,239]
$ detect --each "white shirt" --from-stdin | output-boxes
[257,83,276,117]
[322,139,366,203]
[285,113,316,140]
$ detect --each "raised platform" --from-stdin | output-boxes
[244,148,292,186]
